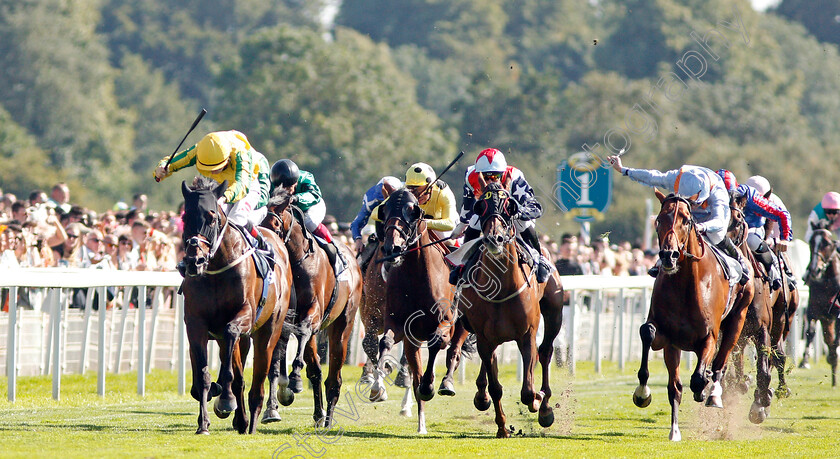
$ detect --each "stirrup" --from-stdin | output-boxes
[449,267,463,286]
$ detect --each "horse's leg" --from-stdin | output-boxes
[371,328,396,402]
[478,341,508,438]
[289,319,314,394]
[707,306,749,408]
[664,346,683,441]
[633,322,656,408]
[749,324,772,424]
[248,327,277,434]
[770,301,791,399]
[537,303,564,428]
[439,321,469,397]
[304,333,325,424]
[231,337,249,434]
[473,363,491,411]
[825,318,839,386]
[262,324,290,423]
[360,329,379,384]
[187,320,212,434]
[323,312,352,428]
[214,323,241,416]
[800,318,815,369]
[417,338,442,402]
[727,337,749,395]
[516,331,541,414]
[403,341,427,434]
[395,353,410,388]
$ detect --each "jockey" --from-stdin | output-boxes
[449,148,553,284]
[371,162,459,244]
[270,159,342,269]
[351,176,403,255]
[153,130,272,266]
[608,156,749,284]
[805,191,840,243]
[717,170,793,291]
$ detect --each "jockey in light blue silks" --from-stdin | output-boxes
[351,176,403,255]
[608,155,749,284]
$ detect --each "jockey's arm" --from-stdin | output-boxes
[694,189,729,236]
[511,177,543,220]
[459,182,476,226]
[748,192,793,241]
[351,184,384,240]
[294,171,323,210]
[423,185,457,232]
[153,144,198,180]
[222,150,253,203]
[623,167,680,193]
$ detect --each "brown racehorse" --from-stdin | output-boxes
[260,188,363,427]
[633,190,752,441]
[455,181,565,438]
[373,188,469,434]
[180,177,292,434]
[799,224,840,384]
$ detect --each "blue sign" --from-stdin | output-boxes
[555,152,613,222]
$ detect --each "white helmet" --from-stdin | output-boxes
[744,175,771,197]
[475,148,507,173]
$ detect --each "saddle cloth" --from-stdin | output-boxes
[706,238,742,287]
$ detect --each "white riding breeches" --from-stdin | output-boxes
[303,200,326,233]
[224,185,267,227]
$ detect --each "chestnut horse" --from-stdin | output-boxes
[633,190,752,441]
[373,188,469,434]
[180,177,292,434]
[455,181,565,438]
[799,224,840,384]
[260,188,362,427]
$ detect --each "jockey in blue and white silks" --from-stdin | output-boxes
[608,156,749,283]
[351,176,402,254]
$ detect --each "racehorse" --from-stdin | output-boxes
[260,188,363,427]
[180,177,292,434]
[799,222,840,385]
[454,181,565,438]
[373,188,470,434]
[633,190,752,441]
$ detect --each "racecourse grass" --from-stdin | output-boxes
[1,358,839,458]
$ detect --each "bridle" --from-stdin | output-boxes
[476,187,517,247]
[809,230,839,281]
[266,203,315,264]
[658,195,704,262]
[382,191,423,259]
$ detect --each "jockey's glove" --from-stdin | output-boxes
[451,222,467,239]
[695,222,707,233]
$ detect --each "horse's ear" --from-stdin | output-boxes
[477,172,487,191]
[214,180,229,200]
[181,181,191,198]
[503,174,512,191]
[654,188,666,203]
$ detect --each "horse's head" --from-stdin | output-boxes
[379,188,423,266]
[181,177,228,277]
[808,222,837,282]
[263,187,294,242]
[655,190,698,274]
[474,181,518,255]
[727,191,748,246]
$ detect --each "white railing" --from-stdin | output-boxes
[0,270,815,401]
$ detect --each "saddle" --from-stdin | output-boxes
[706,239,742,287]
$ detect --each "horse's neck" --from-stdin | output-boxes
[477,240,523,289]
[209,223,242,267]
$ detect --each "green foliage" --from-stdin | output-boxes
[0,105,59,196]
[215,26,457,220]
[776,0,840,45]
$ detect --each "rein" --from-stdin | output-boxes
[661,196,705,261]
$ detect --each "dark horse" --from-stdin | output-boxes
[633,190,752,441]
[181,177,292,434]
[373,188,469,434]
[260,188,363,427]
[455,181,565,438]
[799,222,840,385]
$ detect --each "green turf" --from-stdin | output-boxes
[0,357,838,458]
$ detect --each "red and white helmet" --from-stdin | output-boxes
[475,148,507,173]
[822,191,840,210]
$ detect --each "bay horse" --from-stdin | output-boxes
[373,188,470,434]
[454,181,565,438]
[799,223,840,384]
[180,177,292,434]
[260,188,363,427]
[633,190,752,441]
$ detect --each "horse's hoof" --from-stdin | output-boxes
[289,376,304,394]
[438,378,456,397]
[207,382,222,401]
[262,409,282,423]
[359,373,374,386]
[496,427,511,439]
[400,407,413,417]
[369,388,388,403]
[776,385,791,399]
[395,366,410,388]
[705,395,723,408]
[633,385,652,408]
[214,397,237,418]
[736,381,750,394]
[195,428,210,435]
[538,408,555,428]
[798,360,810,369]
[669,427,681,442]
[749,402,767,424]
[279,388,295,407]
[474,393,492,411]
[417,385,435,402]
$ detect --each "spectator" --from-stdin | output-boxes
[48,182,72,214]
[131,193,148,212]
[115,234,139,270]
[555,233,584,276]
[53,222,85,267]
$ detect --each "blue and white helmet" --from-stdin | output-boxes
[675,170,710,204]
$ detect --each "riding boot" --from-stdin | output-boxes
[755,242,782,291]
[245,221,271,254]
[449,266,464,286]
[718,237,749,285]
[648,259,661,278]
[522,226,551,283]
[176,259,187,277]
[318,239,339,271]
[358,235,379,273]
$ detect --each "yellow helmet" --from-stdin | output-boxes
[196,132,231,172]
[405,162,436,187]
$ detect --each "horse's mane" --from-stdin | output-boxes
[190,175,217,192]
[482,181,505,193]
[268,186,292,210]
[813,218,833,232]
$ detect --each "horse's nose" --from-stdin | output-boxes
[493,234,505,245]
[659,250,679,264]
[195,256,207,266]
